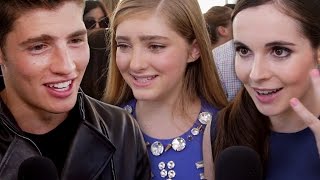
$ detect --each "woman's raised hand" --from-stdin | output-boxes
[290,68,320,155]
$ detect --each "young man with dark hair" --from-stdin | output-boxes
[0,1,150,179]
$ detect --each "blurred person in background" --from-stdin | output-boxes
[101,0,119,16]
[83,0,109,30]
[81,28,110,100]
[204,6,242,101]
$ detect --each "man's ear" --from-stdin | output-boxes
[187,40,200,63]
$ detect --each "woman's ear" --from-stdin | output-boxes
[188,39,200,63]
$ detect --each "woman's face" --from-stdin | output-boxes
[115,13,199,103]
[233,3,319,120]
[83,7,108,29]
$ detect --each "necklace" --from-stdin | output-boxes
[124,104,212,156]
[148,111,211,156]
[124,102,213,179]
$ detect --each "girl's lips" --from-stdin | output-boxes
[133,75,157,82]
[131,75,158,88]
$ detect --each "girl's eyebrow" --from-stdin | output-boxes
[116,35,169,42]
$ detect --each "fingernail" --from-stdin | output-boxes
[290,98,299,107]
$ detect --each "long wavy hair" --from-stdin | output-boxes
[213,0,320,171]
[102,0,228,110]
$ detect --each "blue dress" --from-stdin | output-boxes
[123,99,219,179]
[266,128,320,180]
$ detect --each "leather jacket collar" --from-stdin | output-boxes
[0,91,117,180]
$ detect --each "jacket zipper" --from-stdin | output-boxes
[1,119,42,155]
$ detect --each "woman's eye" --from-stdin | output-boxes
[235,46,251,57]
[240,48,248,55]
[272,46,292,58]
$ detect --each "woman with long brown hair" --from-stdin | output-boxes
[203,0,320,179]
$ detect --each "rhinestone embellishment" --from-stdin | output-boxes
[160,169,167,178]
[168,170,176,178]
[167,161,175,169]
[151,141,164,156]
[191,127,200,136]
[158,162,166,170]
[123,105,133,114]
[123,103,210,179]
[198,112,212,125]
[171,137,186,151]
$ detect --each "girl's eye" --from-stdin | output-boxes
[116,44,129,49]
[149,44,165,52]
[116,43,131,52]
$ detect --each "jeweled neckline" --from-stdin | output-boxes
[122,99,213,179]
[123,102,212,156]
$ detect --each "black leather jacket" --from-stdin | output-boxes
[0,91,151,180]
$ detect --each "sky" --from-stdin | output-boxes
[198,0,237,13]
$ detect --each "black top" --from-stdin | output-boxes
[24,108,81,176]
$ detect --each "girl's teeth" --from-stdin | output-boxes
[135,76,155,82]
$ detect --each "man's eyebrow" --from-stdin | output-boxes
[19,35,53,47]
[19,30,88,47]
[67,30,88,39]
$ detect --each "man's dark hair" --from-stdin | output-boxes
[0,0,84,49]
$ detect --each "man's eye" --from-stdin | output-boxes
[27,44,48,54]
[70,38,84,44]
[30,44,46,51]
